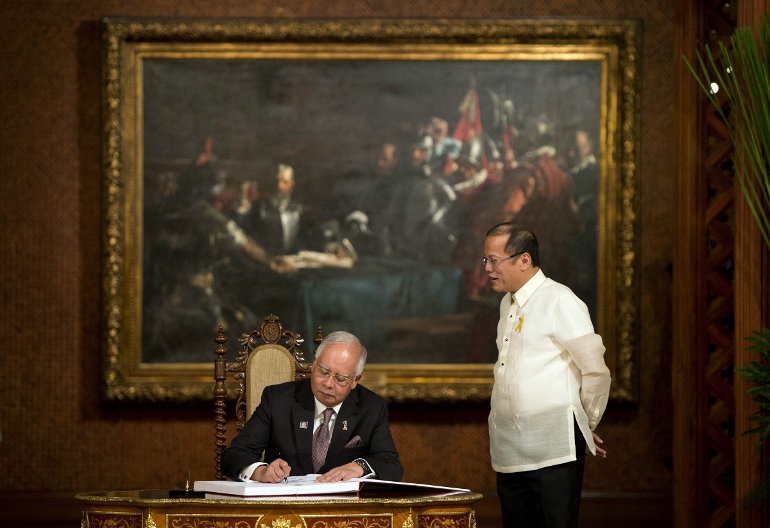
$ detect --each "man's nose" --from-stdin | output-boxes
[323,376,335,388]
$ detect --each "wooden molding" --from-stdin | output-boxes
[731,3,769,527]
[673,0,707,525]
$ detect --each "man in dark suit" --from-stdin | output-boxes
[221,331,404,483]
[255,164,305,255]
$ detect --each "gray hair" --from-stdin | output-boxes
[314,331,368,376]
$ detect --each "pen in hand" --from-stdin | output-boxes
[274,457,291,483]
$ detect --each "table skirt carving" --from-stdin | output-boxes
[77,490,482,528]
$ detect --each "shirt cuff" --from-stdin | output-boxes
[239,462,267,481]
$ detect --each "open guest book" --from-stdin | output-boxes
[194,475,469,498]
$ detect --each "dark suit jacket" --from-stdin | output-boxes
[221,379,404,482]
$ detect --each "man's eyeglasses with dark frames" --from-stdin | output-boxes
[482,251,524,267]
[313,364,353,386]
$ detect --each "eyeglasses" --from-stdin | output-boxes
[482,251,524,267]
[313,364,353,386]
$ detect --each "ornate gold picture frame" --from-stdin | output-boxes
[101,18,640,403]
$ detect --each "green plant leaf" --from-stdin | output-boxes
[685,17,770,247]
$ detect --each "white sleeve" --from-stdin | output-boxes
[564,333,611,430]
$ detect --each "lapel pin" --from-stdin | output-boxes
[300,421,308,429]
[342,420,348,430]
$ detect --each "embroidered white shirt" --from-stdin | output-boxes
[489,269,611,473]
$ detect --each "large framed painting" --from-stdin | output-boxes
[101,18,640,403]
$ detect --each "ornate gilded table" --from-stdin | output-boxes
[76,489,483,528]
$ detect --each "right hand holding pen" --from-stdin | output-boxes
[253,458,291,483]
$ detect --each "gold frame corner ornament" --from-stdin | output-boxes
[101,18,640,404]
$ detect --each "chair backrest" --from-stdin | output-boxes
[244,343,296,420]
[213,314,322,480]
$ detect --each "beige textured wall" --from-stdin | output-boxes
[0,0,674,493]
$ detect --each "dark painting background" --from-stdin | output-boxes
[143,59,601,181]
[141,58,603,365]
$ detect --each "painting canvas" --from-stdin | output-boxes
[102,18,640,402]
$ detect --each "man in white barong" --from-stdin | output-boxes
[483,222,611,528]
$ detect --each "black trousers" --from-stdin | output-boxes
[496,419,587,528]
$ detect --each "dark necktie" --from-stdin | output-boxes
[312,408,335,473]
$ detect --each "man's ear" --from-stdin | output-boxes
[519,252,532,268]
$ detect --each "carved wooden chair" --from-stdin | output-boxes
[213,314,323,480]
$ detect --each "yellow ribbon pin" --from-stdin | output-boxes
[515,316,524,333]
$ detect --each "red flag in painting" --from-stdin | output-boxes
[452,88,483,142]
[443,88,484,175]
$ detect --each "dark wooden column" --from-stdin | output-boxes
[733,164,769,528]
[673,0,708,525]
[734,4,770,528]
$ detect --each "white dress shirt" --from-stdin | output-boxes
[313,399,344,438]
[489,269,611,473]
